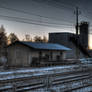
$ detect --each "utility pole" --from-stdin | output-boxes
[75,7,79,35]
[74,7,81,59]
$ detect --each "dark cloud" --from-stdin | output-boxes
[0,0,92,36]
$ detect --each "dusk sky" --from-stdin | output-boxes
[0,0,92,47]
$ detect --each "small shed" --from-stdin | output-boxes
[7,41,71,67]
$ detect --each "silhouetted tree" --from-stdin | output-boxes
[8,33,19,44]
[0,25,7,60]
[0,25,7,48]
[34,36,43,42]
[25,34,32,41]
[34,36,48,43]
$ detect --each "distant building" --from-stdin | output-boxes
[7,41,71,67]
[79,22,89,49]
[49,32,84,59]
[49,32,75,49]
[49,21,90,59]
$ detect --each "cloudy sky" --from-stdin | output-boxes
[0,0,92,47]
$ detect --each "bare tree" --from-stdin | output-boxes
[8,33,19,44]
[25,34,32,41]
[34,36,43,42]
[34,36,48,43]
[0,25,7,48]
[0,25,7,68]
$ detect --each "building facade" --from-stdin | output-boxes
[7,41,71,67]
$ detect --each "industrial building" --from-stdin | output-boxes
[49,22,90,59]
[79,22,89,48]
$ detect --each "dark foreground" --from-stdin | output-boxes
[0,64,92,92]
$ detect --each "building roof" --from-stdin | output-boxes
[16,41,71,51]
[49,32,75,35]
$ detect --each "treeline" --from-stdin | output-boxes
[0,25,48,48]
[24,35,48,43]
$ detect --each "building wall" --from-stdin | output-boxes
[49,32,75,49]
[7,43,66,67]
[79,22,89,48]
[7,44,31,67]
[39,50,66,61]
[49,32,85,59]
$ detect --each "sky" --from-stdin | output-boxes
[0,0,92,47]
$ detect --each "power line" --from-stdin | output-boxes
[46,0,74,9]
[43,0,92,23]
[0,0,76,28]
[47,0,92,25]
[0,14,73,27]
[0,4,74,23]
[79,7,92,21]
[32,0,74,10]
[0,14,74,29]
[1,0,92,23]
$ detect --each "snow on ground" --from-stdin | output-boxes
[72,86,92,92]
[0,65,76,76]
[0,65,82,75]
[26,85,92,92]
[0,65,88,81]
[0,65,91,92]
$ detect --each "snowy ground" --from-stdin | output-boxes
[0,65,86,81]
[27,85,92,92]
[0,65,87,75]
[0,64,91,92]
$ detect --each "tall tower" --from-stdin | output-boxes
[79,22,89,49]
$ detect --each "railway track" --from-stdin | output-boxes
[0,66,92,92]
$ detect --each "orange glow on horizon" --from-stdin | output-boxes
[89,35,92,49]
